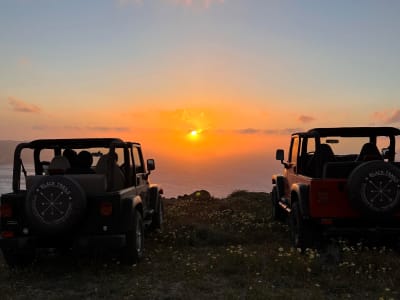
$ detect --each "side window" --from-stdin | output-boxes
[289,136,300,164]
[132,147,144,173]
[306,138,316,154]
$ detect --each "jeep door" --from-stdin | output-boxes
[131,146,150,212]
[284,135,312,200]
[284,135,300,198]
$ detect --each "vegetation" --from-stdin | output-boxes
[1,190,400,299]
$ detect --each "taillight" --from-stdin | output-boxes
[1,231,14,238]
[100,201,113,216]
[0,203,13,218]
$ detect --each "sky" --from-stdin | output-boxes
[1,0,400,196]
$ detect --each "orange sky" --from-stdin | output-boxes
[1,0,400,196]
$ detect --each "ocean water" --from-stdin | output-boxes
[0,164,271,198]
[0,165,13,195]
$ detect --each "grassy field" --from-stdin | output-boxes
[1,191,400,299]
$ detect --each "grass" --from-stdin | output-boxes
[1,190,400,299]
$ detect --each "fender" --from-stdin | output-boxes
[133,195,143,213]
[272,174,285,200]
[149,184,162,212]
[290,183,310,218]
[120,195,143,230]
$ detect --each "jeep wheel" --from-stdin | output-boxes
[289,202,315,251]
[348,161,400,218]
[122,210,144,265]
[25,176,87,235]
[151,197,164,230]
[271,187,285,222]
[1,247,36,268]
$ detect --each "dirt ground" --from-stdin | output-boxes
[1,191,400,299]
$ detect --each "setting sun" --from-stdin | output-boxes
[188,129,201,141]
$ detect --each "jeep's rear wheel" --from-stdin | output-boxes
[289,202,315,251]
[271,187,285,222]
[121,210,144,265]
[25,176,87,235]
[1,247,36,268]
[348,161,400,218]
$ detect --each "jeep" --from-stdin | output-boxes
[272,127,400,249]
[0,138,163,267]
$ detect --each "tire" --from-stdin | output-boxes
[271,187,285,222]
[289,202,315,251]
[151,197,164,230]
[121,210,144,265]
[347,161,400,218]
[25,176,87,235]
[1,247,36,268]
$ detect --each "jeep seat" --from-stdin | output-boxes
[307,143,336,177]
[95,154,125,191]
[48,156,71,175]
[356,143,383,161]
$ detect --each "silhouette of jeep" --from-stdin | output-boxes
[0,138,163,267]
[272,127,400,250]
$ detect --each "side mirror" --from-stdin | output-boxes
[147,159,155,172]
[381,148,390,159]
[276,149,284,161]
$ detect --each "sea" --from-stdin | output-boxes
[0,164,271,198]
[0,165,14,195]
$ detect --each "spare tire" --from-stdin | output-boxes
[25,176,87,235]
[347,161,400,218]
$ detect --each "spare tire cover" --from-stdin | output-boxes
[347,161,400,217]
[25,175,86,235]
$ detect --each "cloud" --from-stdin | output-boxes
[298,115,315,123]
[237,128,260,135]
[32,125,48,130]
[87,126,130,132]
[172,0,224,7]
[117,0,224,8]
[117,0,143,6]
[8,97,41,113]
[18,57,31,67]
[236,128,303,135]
[372,109,400,124]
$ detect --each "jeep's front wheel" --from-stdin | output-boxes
[271,187,285,222]
[151,197,164,230]
[121,210,144,265]
[289,202,315,251]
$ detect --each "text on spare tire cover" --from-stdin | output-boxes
[32,180,73,225]
[361,169,400,211]
[368,169,399,183]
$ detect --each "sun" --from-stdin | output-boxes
[187,129,202,141]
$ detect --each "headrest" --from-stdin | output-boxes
[48,156,71,174]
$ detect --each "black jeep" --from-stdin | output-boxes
[0,138,163,267]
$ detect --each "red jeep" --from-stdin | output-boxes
[272,127,400,249]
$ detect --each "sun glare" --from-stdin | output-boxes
[188,129,202,141]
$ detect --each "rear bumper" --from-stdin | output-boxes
[315,218,400,237]
[323,226,400,237]
[0,234,126,250]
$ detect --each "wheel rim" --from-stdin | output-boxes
[291,206,300,247]
[136,216,143,253]
[361,172,400,211]
[158,201,163,225]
